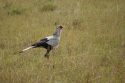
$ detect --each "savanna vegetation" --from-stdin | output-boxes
[0,0,125,83]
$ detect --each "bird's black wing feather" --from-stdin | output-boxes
[32,38,49,49]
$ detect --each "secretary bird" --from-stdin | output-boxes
[20,25,63,59]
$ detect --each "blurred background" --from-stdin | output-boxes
[0,0,125,83]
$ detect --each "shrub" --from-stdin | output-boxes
[8,8,22,15]
[41,3,56,12]
[3,3,22,16]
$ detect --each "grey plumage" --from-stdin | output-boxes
[20,25,63,59]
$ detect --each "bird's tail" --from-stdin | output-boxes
[19,46,35,53]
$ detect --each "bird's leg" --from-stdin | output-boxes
[44,50,50,59]
[52,47,56,56]
[44,45,52,59]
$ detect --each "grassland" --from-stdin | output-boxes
[0,0,125,83]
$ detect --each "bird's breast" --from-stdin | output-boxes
[46,37,60,47]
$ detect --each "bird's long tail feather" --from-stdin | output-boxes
[19,46,35,53]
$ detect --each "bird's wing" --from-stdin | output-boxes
[32,35,59,47]
[32,38,49,47]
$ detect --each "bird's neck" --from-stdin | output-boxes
[53,30,62,37]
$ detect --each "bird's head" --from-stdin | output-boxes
[56,25,63,30]
[53,25,63,36]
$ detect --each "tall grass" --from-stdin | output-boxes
[0,0,125,83]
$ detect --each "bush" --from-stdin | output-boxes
[8,8,22,15]
[3,3,23,16]
[41,3,56,12]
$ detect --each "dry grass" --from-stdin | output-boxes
[0,0,125,83]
